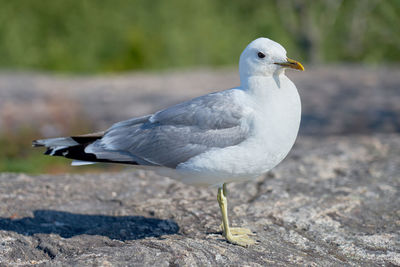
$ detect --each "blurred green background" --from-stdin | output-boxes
[0,0,399,73]
[1,0,399,173]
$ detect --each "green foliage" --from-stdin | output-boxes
[0,0,398,73]
[0,128,63,173]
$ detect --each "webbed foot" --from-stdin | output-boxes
[220,224,255,236]
[225,232,256,247]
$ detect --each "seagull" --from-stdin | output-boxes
[33,37,304,247]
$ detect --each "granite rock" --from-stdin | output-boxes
[0,135,399,266]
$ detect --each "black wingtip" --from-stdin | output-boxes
[32,140,44,147]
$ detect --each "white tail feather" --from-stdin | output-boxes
[71,160,96,166]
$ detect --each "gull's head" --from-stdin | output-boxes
[239,37,304,80]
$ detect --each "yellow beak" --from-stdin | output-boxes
[275,58,304,71]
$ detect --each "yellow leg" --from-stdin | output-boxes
[217,183,255,247]
[219,184,254,236]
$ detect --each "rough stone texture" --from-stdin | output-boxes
[0,65,399,136]
[1,67,400,265]
[1,135,399,266]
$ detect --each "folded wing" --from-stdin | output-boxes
[86,89,250,168]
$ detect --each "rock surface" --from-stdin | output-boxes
[1,67,399,265]
[1,134,399,266]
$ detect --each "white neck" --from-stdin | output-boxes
[240,73,286,98]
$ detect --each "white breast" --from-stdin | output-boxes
[176,75,301,186]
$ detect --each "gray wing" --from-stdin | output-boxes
[85,89,250,168]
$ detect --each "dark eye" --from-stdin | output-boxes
[257,52,265,58]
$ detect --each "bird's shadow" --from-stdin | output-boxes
[0,210,179,241]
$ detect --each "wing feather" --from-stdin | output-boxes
[86,89,251,168]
